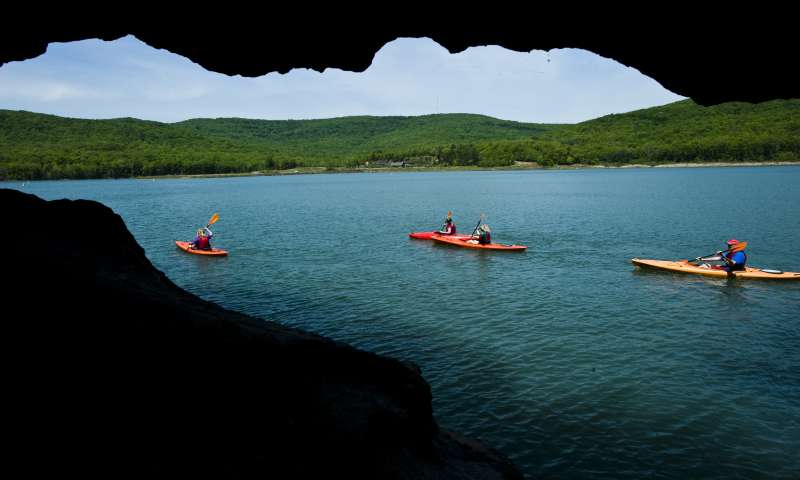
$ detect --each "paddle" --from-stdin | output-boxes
[693,241,747,263]
[471,213,485,237]
[207,213,219,228]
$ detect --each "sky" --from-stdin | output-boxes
[0,35,685,124]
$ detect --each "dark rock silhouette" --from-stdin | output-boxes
[0,9,796,106]
[3,188,522,479]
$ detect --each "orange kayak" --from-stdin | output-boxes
[431,235,527,251]
[409,231,471,240]
[175,240,228,256]
[631,258,800,280]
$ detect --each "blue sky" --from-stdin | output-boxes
[0,35,685,123]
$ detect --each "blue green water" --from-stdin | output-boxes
[7,166,800,479]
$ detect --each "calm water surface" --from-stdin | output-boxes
[8,167,800,479]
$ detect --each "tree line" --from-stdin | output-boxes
[1,99,797,180]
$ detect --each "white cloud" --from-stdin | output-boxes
[0,78,105,102]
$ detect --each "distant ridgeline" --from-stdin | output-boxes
[1,99,798,180]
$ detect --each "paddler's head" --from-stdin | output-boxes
[197,228,205,237]
[726,239,740,249]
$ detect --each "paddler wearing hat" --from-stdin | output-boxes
[719,239,747,272]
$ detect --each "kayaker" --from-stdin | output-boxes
[190,227,213,251]
[437,216,457,235]
[470,224,491,245]
[720,239,746,272]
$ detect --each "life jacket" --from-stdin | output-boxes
[479,231,491,244]
[194,235,211,250]
[442,222,456,235]
[725,250,747,270]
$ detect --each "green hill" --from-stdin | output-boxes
[176,114,556,162]
[524,99,800,165]
[1,99,798,180]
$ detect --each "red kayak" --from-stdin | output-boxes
[430,235,527,251]
[409,231,471,240]
[175,240,228,256]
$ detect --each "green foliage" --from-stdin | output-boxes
[1,99,798,180]
[524,99,800,166]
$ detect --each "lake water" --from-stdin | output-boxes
[7,166,800,479]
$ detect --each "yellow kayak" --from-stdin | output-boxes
[631,258,800,280]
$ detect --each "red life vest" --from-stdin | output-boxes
[195,235,211,250]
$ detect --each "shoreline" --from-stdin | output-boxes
[5,161,799,183]
[133,161,800,180]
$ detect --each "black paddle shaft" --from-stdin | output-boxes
[471,216,483,236]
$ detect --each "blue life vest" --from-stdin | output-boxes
[725,251,747,271]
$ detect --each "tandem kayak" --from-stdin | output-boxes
[175,240,228,256]
[631,258,800,280]
[431,235,527,251]
[409,231,472,240]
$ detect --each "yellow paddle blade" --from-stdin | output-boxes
[208,213,219,226]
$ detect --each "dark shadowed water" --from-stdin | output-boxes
[8,166,800,479]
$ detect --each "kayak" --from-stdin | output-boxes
[631,258,800,280]
[175,240,228,256]
[431,235,527,251]
[409,231,471,240]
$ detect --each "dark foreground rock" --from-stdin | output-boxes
[3,188,523,479]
